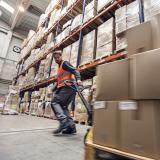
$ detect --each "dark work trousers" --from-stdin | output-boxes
[71,93,76,112]
[51,86,76,124]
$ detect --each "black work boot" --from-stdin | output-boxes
[62,123,77,135]
[53,119,71,135]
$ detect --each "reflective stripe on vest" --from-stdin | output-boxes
[57,61,75,88]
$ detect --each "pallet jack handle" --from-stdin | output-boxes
[64,80,93,126]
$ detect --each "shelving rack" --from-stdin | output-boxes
[14,0,144,94]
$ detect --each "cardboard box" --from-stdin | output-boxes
[96,18,115,58]
[96,59,129,101]
[93,101,120,149]
[83,0,97,23]
[71,14,82,31]
[150,13,160,49]
[97,0,112,12]
[81,30,96,65]
[116,33,127,51]
[63,45,71,61]
[70,40,79,67]
[126,21,153,56]
[130,48,160,99]
[120,100,160,159]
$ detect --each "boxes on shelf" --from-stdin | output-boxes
[63,45,72,61]
[115,1,140,35]
[96,18,115,59]
[115,1,140,52]
[75,79,92,113]
[93,101,120,149]
[39,88,46,101]
[19,102,28,113]
[81,30,97,65]
[60,7,67,17]
[37,101,45,117]
[48,9,61,29]
[67,0,76,9]
[29,101,38,115]
[50,58,58,76]
[26,67,36,84]
[24,91,30,102]
[63,19,72,30]
[45,84,54,101]
[38,14,47,28]
[70,40,79,67]
[71,14,82,32]
[61,25,71,41]
[116,33,127,52]
[27,30,35,41]
[44,102,55,119]
[35,60,45,82]
[144,0,160,20]
[43,54,53,79]
[83,0,97,23]
[97,0,113,12]
[45,0,61,14]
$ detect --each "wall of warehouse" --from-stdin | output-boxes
[0,20,24,97]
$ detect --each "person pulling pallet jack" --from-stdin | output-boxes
[51,50,93,140]
[51,50,83,135]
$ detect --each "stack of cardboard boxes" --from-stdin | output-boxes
[93,15,160,159]
[97,0,113,13]
[75,79,93,123]
[80,30,97,65]
[115,1,140,52]
[83,0,97,24]
[96,18,115,59]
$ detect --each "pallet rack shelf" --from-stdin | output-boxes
[17,0,133,78]
[20,52,126,92]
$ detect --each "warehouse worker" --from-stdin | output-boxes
[51,50,82,135]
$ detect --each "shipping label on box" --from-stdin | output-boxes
[94,101,106,109]
[119,101,138,110]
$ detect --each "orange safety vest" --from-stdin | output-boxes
[57,61,75,88]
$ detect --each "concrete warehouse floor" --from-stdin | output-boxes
[0,115,89,160]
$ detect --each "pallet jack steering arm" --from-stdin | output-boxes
[64,80,93,126]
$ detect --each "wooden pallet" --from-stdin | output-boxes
[86,142,155,160]
[74,120,87,125]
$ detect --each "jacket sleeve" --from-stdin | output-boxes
[62,61,81,80]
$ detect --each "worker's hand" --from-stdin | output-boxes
[77,80,83,86]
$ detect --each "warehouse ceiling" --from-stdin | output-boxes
[0,0,50,37]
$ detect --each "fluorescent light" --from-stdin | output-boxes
[18,6,24,12]
[0,0,14,14]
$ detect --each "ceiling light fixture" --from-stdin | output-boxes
[18,6,25,12]
[0,0,14,14]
